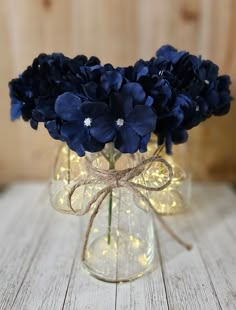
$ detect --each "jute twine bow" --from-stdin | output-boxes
[55,155,192,261]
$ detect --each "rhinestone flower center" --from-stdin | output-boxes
[116,118,124,127]
[84,117,92,127]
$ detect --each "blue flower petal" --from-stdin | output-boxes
[139,133,151,152]
[115,125,140,153]
[80,101,109,117]
[62,121,104,155]
[137,66,149,80]
[148,79,172,106]
[127,105,157,136]
[30,118,38,130]
[134,60,149,80]
[82,82,97,100]
[207,89,220,110]
[172,129,188,144]
[110,93,133,118]
[45,120,64,140]
[217,75,231,90]
[61,121,85,139]
[121,82,146,104]
[10,99,23,120]
[67,138,85,157]
[145,96,154,107]
[197,60,219,82]
[157,106,184,131]
[156,45,177,57]
[156,45,187,64]
[55,92,83,121]
[82,136,105,153]
[100,71,123,93]
[90,116,116,143]
[165,134,173,155]
[36,97,57,119]
[157,133,165,147]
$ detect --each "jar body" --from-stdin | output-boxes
[83,186,157,282]
[49,144,158,282]
[145,140,192,215]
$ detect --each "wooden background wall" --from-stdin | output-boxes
[0,0,236,184]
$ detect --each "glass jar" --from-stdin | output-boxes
[145,138,192,215]
[49,144,159,283]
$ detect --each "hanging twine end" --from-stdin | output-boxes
[186,243,193,251]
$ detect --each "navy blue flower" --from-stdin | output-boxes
[100,70,123,93]
[45,120,65,140]
[156,45,188,64]
[117,60,150,82]
[10,98,23,121]
[54,92,109,156]
[214,75,232,116]
[83,69,123,100]
[156,45,202,91]
[90,83,157,153]
[195,60,219,83]
[154,94,189,153]
[140,77,173,107]
[9,47,232,156]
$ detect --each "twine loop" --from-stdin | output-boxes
[54,154,192,260]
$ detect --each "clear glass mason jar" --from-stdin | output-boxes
[144,137,192,215]
[49,144,159,283]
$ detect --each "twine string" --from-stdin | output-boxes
[55,155,192,260]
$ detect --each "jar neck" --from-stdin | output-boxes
[85,143,140,170]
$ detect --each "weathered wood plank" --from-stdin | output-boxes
[115,211,168,309]
[189,184,236,310]
[0,183,51,310]
[0,183,44,236]
[156,209,222,309]
[222,186,236,243]
[10,212,80,310]
[63,264,117,310]
[0,184,116,310]
[0,183,236,310]
[156,183,236,310]
[62,217,117,310]
[115,266,169,310]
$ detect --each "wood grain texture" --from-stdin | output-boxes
[0,0,236,183]
[0,182,236,310]
[0,183,51,310]
[190,185,236,310]
[10,212,80,310]
[115,266,169,309]
[155,215,222,310]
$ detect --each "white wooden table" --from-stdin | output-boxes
[0,182,235,310]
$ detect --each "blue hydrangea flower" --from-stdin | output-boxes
[10,98,23,121]
[156,45,188,64]
[54,92,108,156]
[213,75,231,116]
[154,94,189,154]
[9,47,232,156]
[90,83,157,153]
[82,69,123,100]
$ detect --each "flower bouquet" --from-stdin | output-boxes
[9,45,232,282]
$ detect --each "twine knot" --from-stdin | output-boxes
[53,154,192,261]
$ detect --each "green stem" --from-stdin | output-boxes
[107,190,113,244]
[67,147,71,184]
[107,144,115,245]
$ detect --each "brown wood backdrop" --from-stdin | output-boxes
[0,0,236,184]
